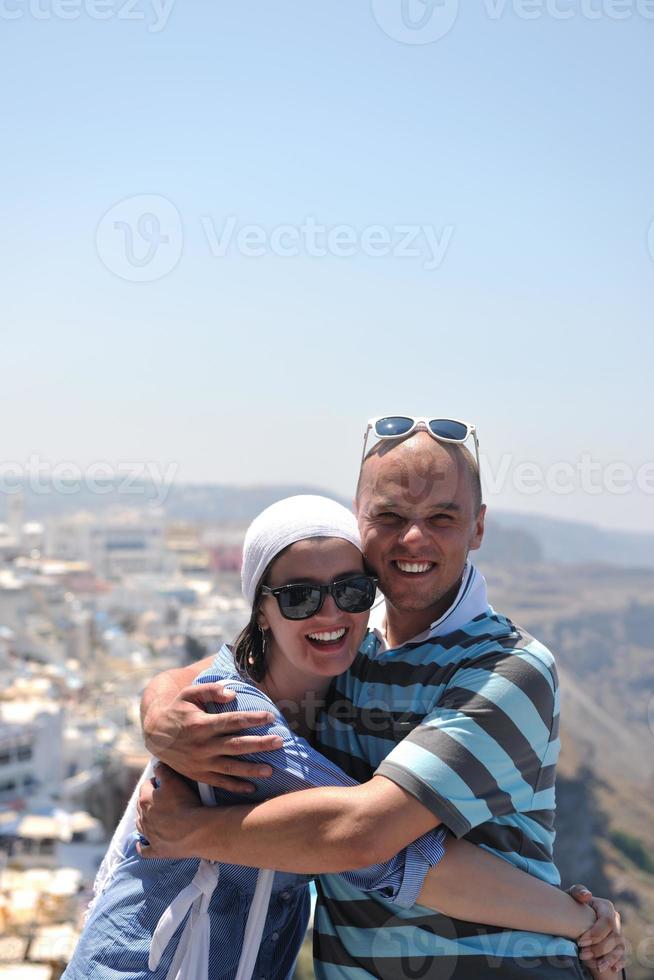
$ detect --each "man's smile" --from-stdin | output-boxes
[391,560,437,576]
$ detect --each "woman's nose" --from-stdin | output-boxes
[317,592,341,619]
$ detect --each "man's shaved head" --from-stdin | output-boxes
[354,430,486,642]
[356,430,483,514]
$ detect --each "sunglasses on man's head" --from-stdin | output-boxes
[261,574,378,621]
[362,416,480,470]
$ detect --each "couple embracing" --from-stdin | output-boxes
[64,416,626,979]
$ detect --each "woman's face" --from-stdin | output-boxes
[258,537,371,683]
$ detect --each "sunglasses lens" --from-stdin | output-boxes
[278,585,322,620]
[333,576,376,613]
[429,419,469,441]
[374,416,414,438]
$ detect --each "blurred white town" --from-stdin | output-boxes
[0,489,249,979]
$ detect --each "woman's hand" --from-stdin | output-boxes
[569,884,626,975]
[136,763,209,860]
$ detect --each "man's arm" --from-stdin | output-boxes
[140,659,282,791]
[138,764,437,872]
[140,656,213,735]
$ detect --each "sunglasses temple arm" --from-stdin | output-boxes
[472,430,481,473]
[361,425,371,464]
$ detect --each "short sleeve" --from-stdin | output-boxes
[375,650,558,838]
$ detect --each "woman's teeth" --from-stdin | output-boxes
[395,561,434,574]
[307,628,347,642]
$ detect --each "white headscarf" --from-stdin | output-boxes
[241,495,361,605]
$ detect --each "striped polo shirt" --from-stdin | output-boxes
[313,567,583,979]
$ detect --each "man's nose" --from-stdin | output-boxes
[400,521,429,546]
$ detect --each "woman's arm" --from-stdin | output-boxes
[417,835,594,939]
[415,838,626,975]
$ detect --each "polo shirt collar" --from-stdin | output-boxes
[369,561,490,651]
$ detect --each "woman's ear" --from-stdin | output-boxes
[256,608,270,631]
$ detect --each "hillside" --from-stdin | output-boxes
[490,510,654,569]
[477,558,654,979]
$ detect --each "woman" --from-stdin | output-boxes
[64,496,618,980]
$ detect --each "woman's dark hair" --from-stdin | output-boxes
[233,546,292,681]
[233,584,267,682]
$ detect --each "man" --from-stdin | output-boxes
[138,420,624,977]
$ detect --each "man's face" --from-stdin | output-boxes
[356,432,485,620]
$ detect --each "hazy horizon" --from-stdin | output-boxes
[1,467,651,536]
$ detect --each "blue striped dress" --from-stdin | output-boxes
[63,646,446,980]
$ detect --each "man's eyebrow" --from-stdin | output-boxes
[370,500,461,512]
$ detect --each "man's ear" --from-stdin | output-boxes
[469,503,486,552]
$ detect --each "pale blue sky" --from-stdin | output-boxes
[2,1,653,530]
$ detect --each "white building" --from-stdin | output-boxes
[0,726,38,801]
[44,514,94,564]
[7,493,24,544]
[46,511,169,578]
[0,573,29,634]
[0,698,63,803]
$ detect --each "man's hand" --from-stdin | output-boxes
[136,763,214,860]
[569,884,626,976]
[142,680,283,792]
